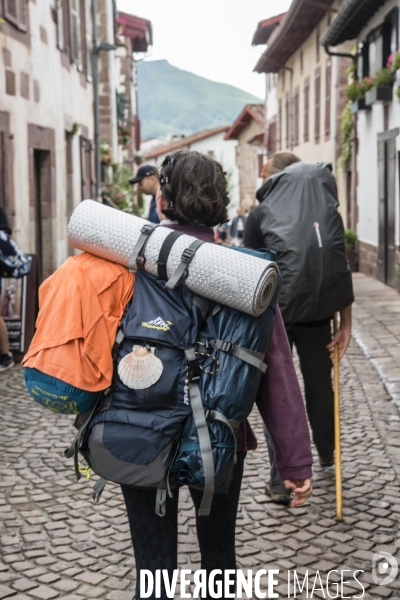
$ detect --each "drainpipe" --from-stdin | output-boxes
[331,53,338,174]
[323,44,358,230]
[92,0,116,202]
[283,66,294,150]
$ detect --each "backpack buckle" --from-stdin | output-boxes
[220,340,236,353]
[187,360,200,383]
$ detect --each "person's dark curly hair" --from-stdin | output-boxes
[157,150,230,227]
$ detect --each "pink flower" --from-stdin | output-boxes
[387,53,394,67]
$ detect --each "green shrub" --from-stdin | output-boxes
[339,103,352,169]
[373,67,393,87]
[345,229,357,248]
[102,164,144,217]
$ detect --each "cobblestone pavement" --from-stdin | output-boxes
[1,273,400,599]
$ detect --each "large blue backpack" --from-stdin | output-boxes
[67,246,280,517]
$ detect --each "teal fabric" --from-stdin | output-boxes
[24,367,99,415]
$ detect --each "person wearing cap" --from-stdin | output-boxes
[130,164,160,224]
[0,207,15,371]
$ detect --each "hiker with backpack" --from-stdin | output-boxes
[115,151,312,598]
[244,151,354,506]
[23,150,313,599]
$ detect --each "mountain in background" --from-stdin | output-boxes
[137,60,262,140]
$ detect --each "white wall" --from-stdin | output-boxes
[0,0,95,266]
[356,0,400,249]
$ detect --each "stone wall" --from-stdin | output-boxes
[236,120,264,212]
[358,240,378,280]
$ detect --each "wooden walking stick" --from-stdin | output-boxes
[333,313,343,522]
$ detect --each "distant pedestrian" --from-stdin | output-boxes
[229,208,246,246]
[0,207,15,372]
[130,164,160,224]
[244,151,354,505]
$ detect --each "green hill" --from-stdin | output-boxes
[137,60,262,139]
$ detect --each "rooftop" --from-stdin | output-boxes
[144,126,230,160]
[252,13,286,46]
[254,0,336,73]
[224,104,265,141]
[117,12,153,52]
[320,0,388,46]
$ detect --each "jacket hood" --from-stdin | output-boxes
[256,162,334,204]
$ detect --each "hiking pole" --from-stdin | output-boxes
[333,312,343,522]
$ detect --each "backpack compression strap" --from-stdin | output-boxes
[157,231,184,281]
[129,223,159,272]
[165,240,204,290]
[185,347,215,517]
[198,339,267,373]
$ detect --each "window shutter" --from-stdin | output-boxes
[0,133,15,231]
[304,79,309,142]
[5,0,18,27]
[18,0,27,32]
[69,0,82,69]
[314,68,321,144]
[56,0,64,51]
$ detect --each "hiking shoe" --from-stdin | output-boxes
[265,483,291,505]
[319,454,334,467]
[0,353,14,372]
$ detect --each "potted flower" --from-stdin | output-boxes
[387,51,400,84]
[345,229,358,272]
[100,142,112,164]
[346,78,373,113]
[365,68,393,105]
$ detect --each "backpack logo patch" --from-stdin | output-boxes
[313,222,323,248]
[141,317,173,332]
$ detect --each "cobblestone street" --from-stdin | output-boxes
[1,273,400,599]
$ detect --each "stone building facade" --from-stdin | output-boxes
[0,0,151,282]
[224,104,265,212]
[254,0,353,226]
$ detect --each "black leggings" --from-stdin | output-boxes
[121,452,246,599]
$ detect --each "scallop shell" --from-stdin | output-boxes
[118,345,163,389]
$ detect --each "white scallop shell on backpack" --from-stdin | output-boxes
[118,345,163,389]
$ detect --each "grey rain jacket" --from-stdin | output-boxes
[257,162,354,325]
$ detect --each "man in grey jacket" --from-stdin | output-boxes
[244,151,353,504]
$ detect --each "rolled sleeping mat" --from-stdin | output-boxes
[67,200,279,316]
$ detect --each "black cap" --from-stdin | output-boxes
[129,164,157,185]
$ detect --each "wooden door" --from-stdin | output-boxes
[377,137,397,287]
[386,137,396,287]
[377,140,385,283]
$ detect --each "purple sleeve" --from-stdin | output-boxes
[255,306,313,481]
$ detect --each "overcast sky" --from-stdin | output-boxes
[116,0,292,98]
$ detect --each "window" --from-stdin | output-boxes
[278,99,282,151]
[268,117,277,154]
[257,154,264,178]
[293,88,299,147]
[57,0,85,71]
[80,137,94,201]
[4,0,28,32]
[285,92,290,149]
[383,8,399,67]
[325,60,331,140]
[314,68,321,144]
[304,78,310,143]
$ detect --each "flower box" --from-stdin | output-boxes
[396,69,400,86]
[365,86,393,105]
[350,97,371,114]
